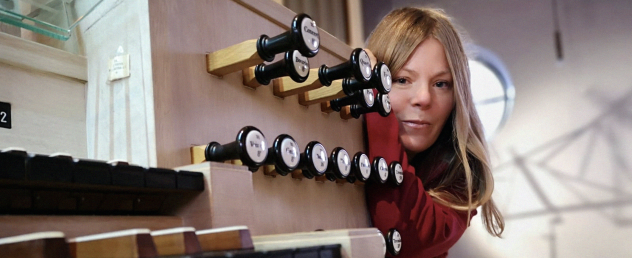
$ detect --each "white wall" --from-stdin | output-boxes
[364,0,632,257]
[78,0,157,167]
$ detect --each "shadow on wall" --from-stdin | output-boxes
[493,87,632,258]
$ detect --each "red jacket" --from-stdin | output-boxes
[365,111,475,258]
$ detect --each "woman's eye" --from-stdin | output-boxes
[435,81,451,88]
[393,78,408,84]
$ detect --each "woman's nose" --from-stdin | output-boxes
[410,84,432,109]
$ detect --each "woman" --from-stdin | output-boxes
[364,7,504,257]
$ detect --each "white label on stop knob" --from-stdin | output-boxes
[245,130,267,163]
[359,154,371,180]
[383,94,392,113]
[293,50,310,78]
[378,158,389,181]
[363,89,375,108]
[281,138,300,168]
[301,18,320,51]
[395,163,404,184]
[337,149,351,177]
[381,64,392,92]
[311,143,328,174]
[393,230,402,253]
[359,50,372,81]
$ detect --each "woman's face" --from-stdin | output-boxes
[390,37,455,157]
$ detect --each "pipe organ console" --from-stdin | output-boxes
[0,0,408,257]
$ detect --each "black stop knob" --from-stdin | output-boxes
[386,228,402,256]
[256,13,320,61]
[298,141,328,178]
[255,50,310,85]
[371,156,389,184]
[326,147,351,180]
[318,48,372,86]
[351,152,371,182]
[205,126,268,172]
[388,161,404,187]
[265,134,301,176]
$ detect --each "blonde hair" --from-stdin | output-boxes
[367,7,504,237]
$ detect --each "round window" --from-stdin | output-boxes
[469,46,515,141]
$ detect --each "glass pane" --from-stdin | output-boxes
[0,0,103,40]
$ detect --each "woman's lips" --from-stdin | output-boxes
[402,120,430,129]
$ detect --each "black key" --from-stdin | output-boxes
[73,159,111,185]
[27,155,73,183]
[0,150,27,180]
[111,162,145,188]
[146,167,177,189]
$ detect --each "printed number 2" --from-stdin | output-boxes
[0,111,6,123]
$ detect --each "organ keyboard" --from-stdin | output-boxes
[0,224,395,258]
[0,146,399,257]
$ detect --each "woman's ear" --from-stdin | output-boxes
[364,48,377,66]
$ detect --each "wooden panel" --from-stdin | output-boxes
[0,22,20,37]
[148,0,365,169]
[0,215,183,239]
[0,62,87,157]
[173,161,369,236]
[167,162,256,232]
[0,32,86,81]
[251,169,369,235]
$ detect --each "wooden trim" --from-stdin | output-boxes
[298,80,345,106]
[0,33,87,81]
[233,0,353,61]
[0,215,183,239]
[346,0,365,49]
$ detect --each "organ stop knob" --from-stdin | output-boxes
[204,126,268,172]
[371,156,389,184]
[386,228,402,256]
[317,147,351,182]
[293,141,328,179]
[263,134,301,176]
[350,152,371,183]
[243,50,310,88]
[389,161,404,187]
